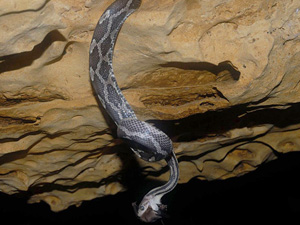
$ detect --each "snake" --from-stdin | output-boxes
[89,0,179,222]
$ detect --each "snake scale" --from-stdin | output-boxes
[89,0,179,222]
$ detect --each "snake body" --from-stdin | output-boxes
[89,0,179,222]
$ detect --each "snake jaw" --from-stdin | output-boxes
[132,194,167,223]
[117,118,172,161]
[133,203,164,223]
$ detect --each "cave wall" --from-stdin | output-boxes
[0,0,300,211]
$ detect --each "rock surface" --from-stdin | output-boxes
[1,0,300,211]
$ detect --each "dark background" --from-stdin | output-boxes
[0,151,299,225]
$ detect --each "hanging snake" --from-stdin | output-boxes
[89,0,179,222]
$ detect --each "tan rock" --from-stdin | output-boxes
[0,0,300,211]
[0,0,65,57]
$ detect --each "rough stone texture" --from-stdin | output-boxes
[1,0,300,211]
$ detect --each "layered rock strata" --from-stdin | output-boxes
[0,0,300,211]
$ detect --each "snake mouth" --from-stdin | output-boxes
[123,138,165,161]
[132,202,139,215]
[117,118,173,161]
[132,202,165,223]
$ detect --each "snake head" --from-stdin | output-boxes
[132,195,167,223]
[117,118,172,162]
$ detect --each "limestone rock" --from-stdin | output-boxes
[1,0,300,211]
[0,0,65,57]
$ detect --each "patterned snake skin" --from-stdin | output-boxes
[89,0,179,222]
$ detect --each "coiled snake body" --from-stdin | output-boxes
[89,0,179,222]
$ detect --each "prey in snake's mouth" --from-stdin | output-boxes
[89,0,179,222]
[117,118,173,162]
[132,200,168,223]
[124,139,160,161]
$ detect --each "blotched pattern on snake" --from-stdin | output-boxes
[89,0,179,222]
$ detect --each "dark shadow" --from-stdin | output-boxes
[0,0,50,17]
[0,116,37,126]
[0,131,73,166]
[27,173,122,196]
[0,30,66,73]
[142,102,300,170]
[165,151,300,225]
[0,151,299,225]
[0,150,29,167]
[148,103,300,144]
[84,101,300,199]
[44,41,75,66]
[160,60,240,81]
[0,131,42,165]
[14,143,140,196]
